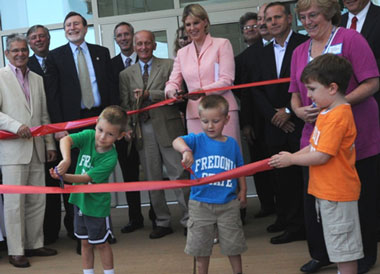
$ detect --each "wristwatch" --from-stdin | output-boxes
[285,107,291,114]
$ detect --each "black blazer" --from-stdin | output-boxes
[249,32,308,146]
[27,54,44,77]
[45,43,116,123]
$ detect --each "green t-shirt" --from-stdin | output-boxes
[68,129,117,217]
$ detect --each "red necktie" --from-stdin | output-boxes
[350,16,358,31]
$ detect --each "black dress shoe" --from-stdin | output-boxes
[25,247,57,257]
[107,236,117,244]
[121,222,144,233]
[300,259,332,273]
[255,209,275,218]
[270,231,305,244]
[9,255,30,268]
[149,226,173,239]
[267,223,285,233]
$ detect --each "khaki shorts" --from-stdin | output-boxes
[316,199,364,263]
[185,199,247,257]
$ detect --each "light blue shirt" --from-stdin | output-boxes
[273,30,292,78]
[69,42,101,108]
[138,58,153,76]
[34,54,45,68]
[121,51,137,67]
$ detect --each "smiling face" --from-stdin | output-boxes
[265,5,292,41]
[184,15,208,44]
[199,107,230,141]
[243,19,260,45]
[64,15,87,45]
[115,24,134,56]
[28,27,50,57]
[343,0,370,15]
[134,31,156,63]
[257,4,270,38]
[95,118,123,152]
[5,40,29,71]
[298,3,330,40]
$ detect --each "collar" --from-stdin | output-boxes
[34,54,46,63]
[121,51,137,64]
[138,57,153,68]
[69,41,88,54]
[273,30,292,48]
[8,63,29,76]
[348,1,370,23]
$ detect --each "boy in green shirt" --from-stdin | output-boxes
[50,105,127,274]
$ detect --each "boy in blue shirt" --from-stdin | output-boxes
[173,95,247,274]
[50,105,127,274]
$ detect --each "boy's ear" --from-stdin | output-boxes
[329,82,339,95]
[224,114,230,125]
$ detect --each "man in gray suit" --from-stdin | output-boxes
[120,30,189,239]
[0,34,57,268]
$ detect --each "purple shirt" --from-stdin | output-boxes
[289,27,380,160]
[8,63,30,104]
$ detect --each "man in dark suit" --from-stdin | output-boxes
[246,2,307,244]
[120,30,189,239]
[239,3,276,220]
[45,12,117,247]
[340,2,380,273]
[27,25,62,246]
[111,22,144,234]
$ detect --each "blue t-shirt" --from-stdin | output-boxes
[182,132,244,204]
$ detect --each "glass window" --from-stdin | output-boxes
[180,0,241,8]
[97,0,174,17]
[0,0,92,31]
[210,23,244,56]
[2,26,95,65]
[114,30,169,59]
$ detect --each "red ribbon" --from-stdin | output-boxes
[0,78,290,139]
[0,159,272,194]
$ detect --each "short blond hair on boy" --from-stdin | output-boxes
[98,105,128,132]
[198,95,229,116]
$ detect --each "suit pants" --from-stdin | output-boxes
[115,138,143,224]
[138,120,190,228]
[268,143,304,233]
[2,148,45,255]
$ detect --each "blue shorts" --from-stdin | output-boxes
[74,205,113,245]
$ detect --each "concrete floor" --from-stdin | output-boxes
[0,197,379,274]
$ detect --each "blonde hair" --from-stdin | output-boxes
[198,95,229,116]
[182,4,210,34]
[296,0,341,26]
[98,105,128,133]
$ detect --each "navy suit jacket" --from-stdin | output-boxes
[45,42,116,123]
[27,54,45,77]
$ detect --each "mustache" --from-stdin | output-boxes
[259,24,268,30]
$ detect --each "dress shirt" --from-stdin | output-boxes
[347,1,371,33]
[69,42,101,108]
[121,51,137,67]
[138,58,153,76]
[8,63,31,104]
[35,54,46,68]
[273,30,292,78]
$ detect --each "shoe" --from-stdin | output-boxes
[9,255,30,268]
[149,226,173,239]
[300,259,332,273]
[267,223,285,233]
[107,236,117,244]
[270,231,305,244]
[25,247,57,257]
[121,222,144,233]
[255,208,275,218]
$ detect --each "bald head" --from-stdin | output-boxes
[134,30,157,63]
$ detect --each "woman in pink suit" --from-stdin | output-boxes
[165,4,241,147]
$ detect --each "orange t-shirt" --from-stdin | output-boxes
[308,104,360,201]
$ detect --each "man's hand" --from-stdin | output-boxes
[242,125,255,146]
[55,131,69,141]
[47,150,57,162]
[271,108,290,128]
[280,121,295,133]
[133,88,149,100]
[17,124,32,139]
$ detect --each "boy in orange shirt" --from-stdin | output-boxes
[270,54,363,274]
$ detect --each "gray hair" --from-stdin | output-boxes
[133,30,156,45]
[26,25,50,40]
[6,33,28,51]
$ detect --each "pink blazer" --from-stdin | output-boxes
[165,34,238,119]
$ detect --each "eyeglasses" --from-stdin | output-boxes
[9,48,28,53]
[243,24,258,31]
[180,36,189,41]
[298,11,321,22]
